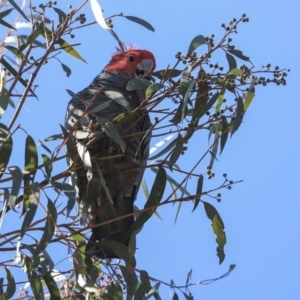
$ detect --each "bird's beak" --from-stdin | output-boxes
[136,59,154,74]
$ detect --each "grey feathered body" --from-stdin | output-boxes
[65,71,151,258]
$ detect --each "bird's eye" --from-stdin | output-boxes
[128,55,135,62]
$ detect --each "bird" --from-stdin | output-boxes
[64,48,156,259]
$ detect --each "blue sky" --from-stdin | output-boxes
[1,0,300,299]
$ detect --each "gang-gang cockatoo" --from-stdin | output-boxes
[65,48,156,259]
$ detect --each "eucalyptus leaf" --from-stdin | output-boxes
[220,117,229,154]
[42,271,61,300]
[152,69,182,80]
[192,175,203,212]
[25,134,38,180]
[124,16,155,32]
[53,7,67,24]
[126,167,166,239]
[61,63,71,77]
[127,78,152,91]
[0,136,12,179]
[226,52,237,69]
[203,201,226,264]
[97,116,126,152]
[35,199,57,254]
[8,166,22,210]
[231,97,244,135]
[244,85,255,110]
[29,271,43,300]
[145,83,164,98]
[188,35,206,54]
[228,49,250,61]
[105,90,131,111]
[169,133,183,167]
[1,267,16,299]
[57,38,86,62]
[7,0,30,21]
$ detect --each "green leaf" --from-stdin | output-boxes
[60,124,76,161]
[26,22,44,45]
[0,8,13,18]
[126,167,166,239]
[0,267,16,299]
[0,123,9,139]
[61,183,76,218]
[198,92,219,119]
[8,166,22,210]
[226,68,242,79]
[203,201,226,264]
[140,270,151,287]
[0,58,29,90]
[4,45,28,62]
[113,111,130,123]
[43,271,61,300]
[215,90,225,113]
[7,0,30,21]
[244,85,255,110]
[97,116,126,152]
[91,99,110,113]
[20,183,39,239]
[134,282,148,300]
[185,268,192,286]
[228,49,250,61]
[191,70,209,125]
[0,17,15,30]
[57,38,86,62]
[61,63,71,77]
[182,79,195,120]
[231,97,244,135]
[173,292,179,300]
[146,283,160,298]
[94,240,130,260]
[24,134,38,180]
[192,175,203,212]
[145,83,164,98]
[0,278,3,295]
[41,154,52,177]
[182,292,194,300]
[124,16,155,32]
[35,199,57,254]
[226,52,237,70]
[73,250,85,282]
[188,35,206,54]
[0,136,12,179]
[152,69,182,80]
[105,90,131,111]
[169,103,183,124]
[151,167,191,197]
[53,7,67,24]
[120,265,139,296]
[44,133,64,142]
[29,271,43,300]
[209,132,219,168]
[126,78,152,91]
[180,65,192,96]
[106,282,123,300]
[169,133,183,167]
[220,117,229,154]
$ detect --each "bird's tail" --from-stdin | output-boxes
[85,194,135,259]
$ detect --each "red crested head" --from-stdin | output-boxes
[104,49,156,76]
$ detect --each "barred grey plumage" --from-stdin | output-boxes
[64,49,155,258]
